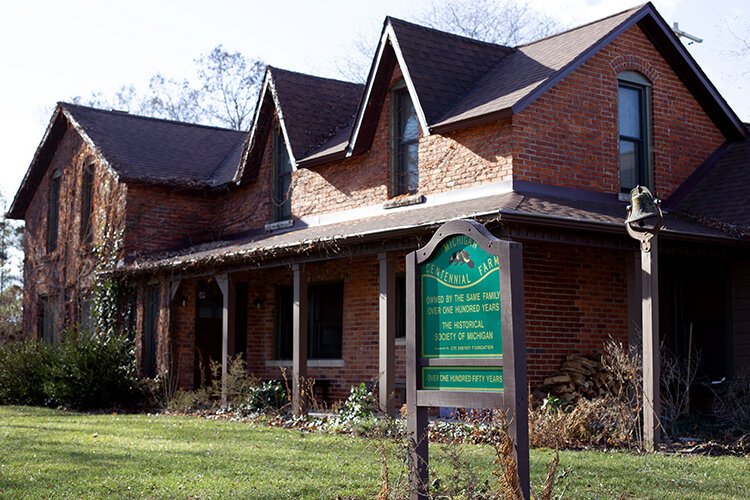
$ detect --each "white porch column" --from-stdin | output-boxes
[378,252,396,415]
[641,238,660,449]
[215,274,234,407]
[292,264,308,415]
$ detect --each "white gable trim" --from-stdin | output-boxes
[234,69,299,184]
[266,72,299,171]
[60,108,120,183]
[348,21,431,157]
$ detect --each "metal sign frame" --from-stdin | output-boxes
[406,219,529,499]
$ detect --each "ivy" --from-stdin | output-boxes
[91,224,124,337]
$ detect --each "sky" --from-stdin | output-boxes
[1,0,749,208]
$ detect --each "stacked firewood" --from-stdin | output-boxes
[537,354,612,403]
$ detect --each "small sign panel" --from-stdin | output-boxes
[420,234,502,358]
[422,366,504,392]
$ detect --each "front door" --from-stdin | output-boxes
[194,280,223,386]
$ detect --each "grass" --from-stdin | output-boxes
[0,406,747,499]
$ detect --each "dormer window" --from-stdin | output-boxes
[272,126,292,222]
[47,169,62,253]
[618,71,652,194]
[391,82,419,196]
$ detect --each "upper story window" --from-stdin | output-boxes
[47,169,62,253]
[80,163,94,244]
[618,71,652,194]
[272,126,293,222]
[391,82,419,196]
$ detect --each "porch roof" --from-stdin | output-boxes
[120,183,739,276]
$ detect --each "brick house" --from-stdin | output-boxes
[8,3,750,412]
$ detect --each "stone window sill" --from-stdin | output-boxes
[265,359,345,368]
[383,194,425,209]
[264,219,294,232]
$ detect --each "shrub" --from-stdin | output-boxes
[0,340,54,405]
[45,330,144,410]
[338,383,376,423]
[246,380,287,412]
[167,389,199,413]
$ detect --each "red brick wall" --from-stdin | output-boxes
[124,185,216,257]
[172,280,197,388]
[21,123,126,337]
[523,242,629,385]
[167,242,631,396]
[513,24,726,199]
[216,63,513,235]
[242,258,382,402]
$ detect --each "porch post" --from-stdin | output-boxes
[292,264,308,415]
[641,238,660,449]
[215,274,232,407]
[378,252,396,414]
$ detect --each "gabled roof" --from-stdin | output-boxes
[8,103,245,218]
[432,6,641,128]
[668,132,750,236]
[237,67,363,180]
[350,2,746,149]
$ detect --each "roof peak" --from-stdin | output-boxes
[59,101,245,134]
[384,15,514,51]
[267,66,363,88]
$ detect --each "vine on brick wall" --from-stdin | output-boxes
[91,223,124,337]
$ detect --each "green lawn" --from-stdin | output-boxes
[0,406,747,499]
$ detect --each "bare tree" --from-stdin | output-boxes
[338,0,561,83]
[72,46,264,131]
[417,0,558,45]
[196,46,265,131]
[0,194,24,343]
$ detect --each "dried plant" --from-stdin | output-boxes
[712,370,750,432]
[279,366,326,413]
[530,340,645,450]
[660,343,701,438]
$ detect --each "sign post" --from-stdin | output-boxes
[406,219,528,499]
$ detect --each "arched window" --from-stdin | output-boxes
[618,71,652,194]
[390,81,419,196]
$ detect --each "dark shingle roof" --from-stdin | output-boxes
[63,103,246,186]
[386,17,513,123]
[670,135,750,234]
[270,68,363,160]
[432,7,640,128]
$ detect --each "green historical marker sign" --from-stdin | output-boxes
[422,366,504,392]
[421,234,502,358]
[406,219,529,499]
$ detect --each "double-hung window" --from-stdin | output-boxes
[275,282,344,360]
[391,83,419,196]
[618,71,652,194]
[272,127,293,222]
[80,163,94,244]
[143,285,160,378]
[38,295,56,344]
[47,170,62,253]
